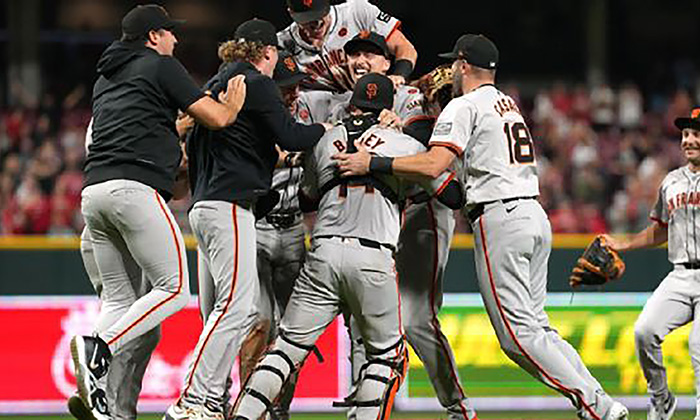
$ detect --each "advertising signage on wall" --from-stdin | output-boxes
[0,293,695,413]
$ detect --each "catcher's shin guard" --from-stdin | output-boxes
[334,337,407,420]
[230,334,312,420]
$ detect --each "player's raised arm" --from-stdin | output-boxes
[386,29,417,86]
[603,222,668,253]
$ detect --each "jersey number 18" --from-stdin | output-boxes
[504,122,535,164]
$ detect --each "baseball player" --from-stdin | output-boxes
[66,117,196,420]
[165,20,327,420]
[602,109,700,420]
[279,0,417,92]
[334,35,629,420]
[237,52,326,420]
[329,31,474,420]
[71,5,247,419]
[228,73,465,420]
[329,31,434,142]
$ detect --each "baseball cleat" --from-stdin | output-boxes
[70,335,112,418]
[164,403,202,420]
[68,395,92,420]
[68,393,111,420]
[607,401,629,420]
[648,393,677,420]
[194,405,225,420]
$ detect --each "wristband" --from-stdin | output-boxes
[391,59,414,80]
[369,156,394,174]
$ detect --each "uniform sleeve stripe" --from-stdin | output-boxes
[650,217,668,227]
[435,172,455,195]
[429,141,463,157]
[385,20,402,42]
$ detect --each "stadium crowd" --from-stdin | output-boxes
[0,81,696,235]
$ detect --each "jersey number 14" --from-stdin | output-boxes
[504,122,535,164]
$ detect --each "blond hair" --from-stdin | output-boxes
[218,39,266,63]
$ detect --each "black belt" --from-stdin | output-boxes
[315,235,395,253]
[682,262,700,270]
[264,213,299,229]
[467,196,538,223]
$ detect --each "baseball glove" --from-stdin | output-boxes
[569,235,626,288]
[411,64,454,110]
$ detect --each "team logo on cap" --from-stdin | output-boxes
[284,57,297,72]
[366,83,378,100]
[692,108,700,119]
[303,0,313,7]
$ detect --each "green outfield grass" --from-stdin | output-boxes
[0,412,697,420]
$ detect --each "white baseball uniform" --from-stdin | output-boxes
[278,0,401,92]
[635,166,700,418]
[230,120,456,420]
[430,84,618,420]
[330,88,473,419]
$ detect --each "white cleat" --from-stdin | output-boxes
[163,403,202,420]
[607,401,629,420]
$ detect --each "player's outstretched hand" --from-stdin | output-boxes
[219,74,247,119]
[333,142,371,177]
[379,109,402,129]
[388,75,406,89]
[599,234,630,252]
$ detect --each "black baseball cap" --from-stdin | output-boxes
[287,0,330,24]
[121,5,185,38]
[234,19,279,47]
[351,73,394,112]
[343,31,390,58]
[274,52,309,87]
[675,108,700,131]
[439,34,499,70]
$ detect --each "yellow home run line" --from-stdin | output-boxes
[0,234,660,250]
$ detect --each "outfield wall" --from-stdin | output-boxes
[1,294,695,414]
[0,234,672,295]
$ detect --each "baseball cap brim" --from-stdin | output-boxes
[344,39,389,57]
[162,19,186,30]
[350,98,385,111]
[277,73,309,88]
[290,5,329,24]
[675,118,700,131]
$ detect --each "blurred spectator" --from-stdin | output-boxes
[618,83,644,130]
[590,83,616,132]
[0,79,695,235]
[2,175,52,234]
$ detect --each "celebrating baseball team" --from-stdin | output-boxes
[65,1,700,420]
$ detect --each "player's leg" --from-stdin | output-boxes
[472,200,616,420]
[197,246,216,323]
[230,239,340,420]
[177,201,259,413]
[635,269,691,417]
[79,226,164,420]
[342,240,407,420]
[269,221,307,419]
[75,188,140,416]
[89,180,190,355]
[690,298,700,420]
[239,224,277,385]
[398,202,475,420]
